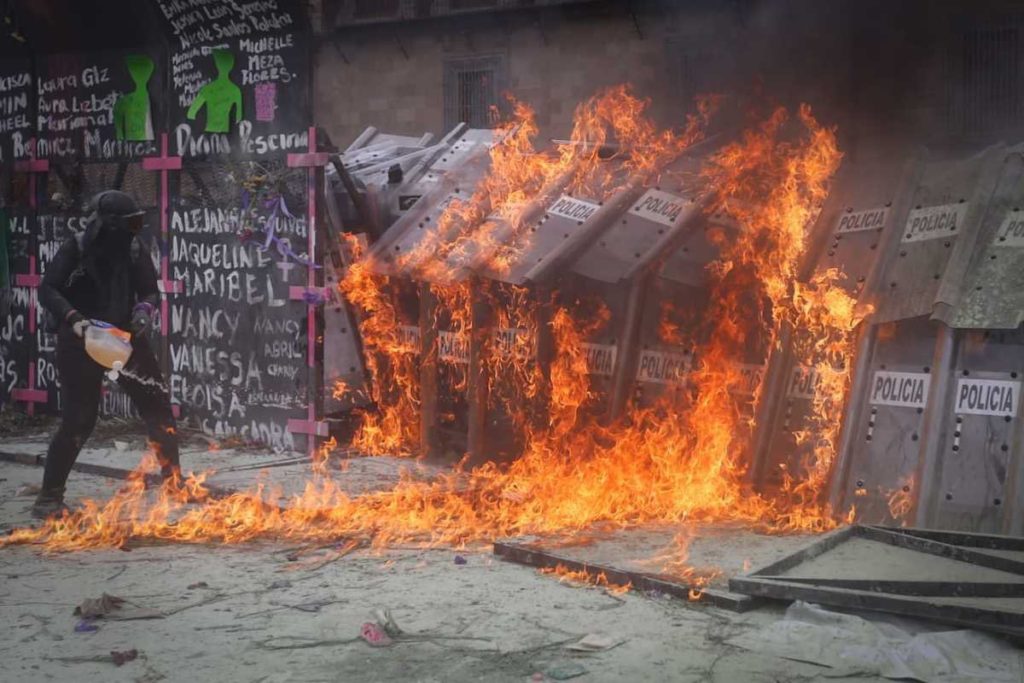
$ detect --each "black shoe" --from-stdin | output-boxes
[31,488,70,520]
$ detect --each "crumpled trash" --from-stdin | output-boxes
[564,632,625,652]
[110,649,138,666]
[546,662,587,680]
[74,619,99,633]
[359,607,490,649]
[728,601,1024,682]
[73,593,163,621]
[360,622,393,647]
[16,484,41,497]
[372,608,404,638]
[454,555,468,565]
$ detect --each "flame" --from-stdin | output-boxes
[538,564,631,595]
[6,91,864,573]
[331,380,348,400]
[886,475,914,525]
[338,244,422,455]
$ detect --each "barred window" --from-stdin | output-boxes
[947,24,1023,137]
[443,54,506,130]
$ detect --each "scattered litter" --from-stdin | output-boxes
[728,601,1024,682]
[15,484,40,497]
[360,622,394,647]
[546,662,587,680]
[564,632,624,652]
[110,649,139,666]
[357,608,492,647]
[186,582,209,590]
[372,608,404,638]
[454,555,467,565]
[74,593,163,620]
[74,619,99,633]
[75,594,125,618]
[113,440,130,452]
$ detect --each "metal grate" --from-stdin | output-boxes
[947,23,1024,137]
[443,55,506,130]
[45,162,158,212]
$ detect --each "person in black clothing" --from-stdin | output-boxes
[34,190,180,518]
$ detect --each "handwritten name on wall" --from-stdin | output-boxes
[31,52,163,160]
[157,0,295,50]
[168,204,308,450]
[0,60,33,162]
[155,0,309,157]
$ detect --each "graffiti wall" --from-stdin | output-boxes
[0,0,320,453]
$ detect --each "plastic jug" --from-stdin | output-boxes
[84,321,133,372]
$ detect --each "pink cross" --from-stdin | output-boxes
[12,151,50,415]
[285,129,329,451]
[11,253,48,418]
[287,417,329,437]
[142,133,183,333]
[13,156,49,176]
[288,285,326,301]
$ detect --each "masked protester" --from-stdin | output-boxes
[34,190,180,518]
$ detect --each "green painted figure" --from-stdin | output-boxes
[187,49,243,134]
[113,54,155,141]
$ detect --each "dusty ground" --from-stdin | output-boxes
[0,425,916,682]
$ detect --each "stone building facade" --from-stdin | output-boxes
[313,0,1024,155]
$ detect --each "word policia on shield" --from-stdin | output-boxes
[3,84,876,554]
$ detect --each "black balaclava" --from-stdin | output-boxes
[79,191,144,321]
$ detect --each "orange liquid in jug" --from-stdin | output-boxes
[84,323,133,370]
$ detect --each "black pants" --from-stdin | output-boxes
[42,326,180,492]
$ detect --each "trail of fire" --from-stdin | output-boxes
[538,564,632,596]
[4,89,863,567]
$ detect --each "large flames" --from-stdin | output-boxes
[4,86,867,586]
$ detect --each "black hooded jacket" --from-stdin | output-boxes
[39,213,159,330]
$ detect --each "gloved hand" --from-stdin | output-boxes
[131,302,155,337]
[66,310,91,338]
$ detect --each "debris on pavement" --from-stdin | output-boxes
[564,632,625,652]
[360,621,394,647]
[15,484,40,497]
[110,648,139,666]
[545,662,588,680]
[727,601,1024,682]
[74,619,99,633]
[73,593,163,620]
